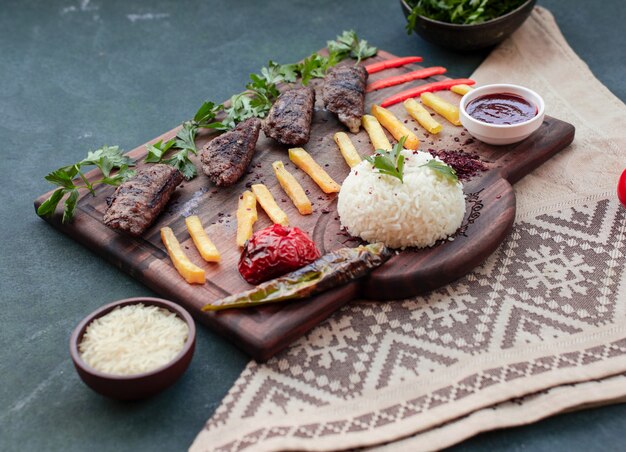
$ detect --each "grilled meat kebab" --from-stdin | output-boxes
[262,86,315,146]
[103,164,183,236]
[200,117,261,187]
[322,65,368,133]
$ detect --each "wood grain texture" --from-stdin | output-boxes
[34,49,575,361]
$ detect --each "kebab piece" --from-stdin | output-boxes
[322,65,368,133]
[262,86,315,146]
[200,117,261,187]
[103,164,183,236]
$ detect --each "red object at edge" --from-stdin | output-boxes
[366,66,448,93]
[365,56,423,74]
[380,78,476,107]
[618,168,626,208]
[238,224,321,285]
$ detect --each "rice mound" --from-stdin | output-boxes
[337,150,466,249]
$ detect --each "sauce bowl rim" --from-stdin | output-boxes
[460,83,545,130]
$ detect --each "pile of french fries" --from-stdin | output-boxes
[333,83,473,170]
[160,215,221,285]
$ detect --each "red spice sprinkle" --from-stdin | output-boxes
[321,208,331,214]
[428,149,487,181]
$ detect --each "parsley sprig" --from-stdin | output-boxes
[366,136,407,183]
[421,159,459,184]
[37,146,135,223]
[145,31,377,177]
[365,136,459,185]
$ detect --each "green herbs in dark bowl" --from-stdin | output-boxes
[401,0,536,51]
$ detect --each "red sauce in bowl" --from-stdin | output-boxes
[466,93,537,125]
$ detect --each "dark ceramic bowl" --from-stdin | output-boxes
[400,0,536,51]
[70,297,196,400]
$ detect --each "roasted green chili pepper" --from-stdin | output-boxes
[202,242,392,311]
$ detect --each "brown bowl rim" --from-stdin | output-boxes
[400,0,535,29]
[69,297,196,381]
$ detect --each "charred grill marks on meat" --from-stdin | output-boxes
[103,164,183,236]
[262,86,315,146]
[200,117,261,187]
[323,65,368,133]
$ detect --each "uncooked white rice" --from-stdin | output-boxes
[79,303,189,376]
[337,150,466,249]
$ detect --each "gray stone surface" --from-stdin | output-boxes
[0,0,624,450]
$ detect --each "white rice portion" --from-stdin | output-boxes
[337,150,466,249]
[79,304,189,376]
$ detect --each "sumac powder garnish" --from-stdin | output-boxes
[429,149,487,181]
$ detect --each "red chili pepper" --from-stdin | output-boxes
[365,56,423,74]
[238,224,320,285]
[618,168,626,208]
[380,78,476,107]
[366,66,447,93]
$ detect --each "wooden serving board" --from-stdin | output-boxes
[35,50,575,361]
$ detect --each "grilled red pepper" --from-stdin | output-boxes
[238,224,320,285]
[618,168,626,208]
[365,56,423,74]
[380,78,476,107]
[366,66,447,92]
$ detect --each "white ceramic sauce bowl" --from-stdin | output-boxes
[459,83,545,145]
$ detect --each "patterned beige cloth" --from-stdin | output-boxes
[192,7,626,451]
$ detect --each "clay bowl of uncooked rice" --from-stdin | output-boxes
[338,149,466,249]
[70,297,196,400]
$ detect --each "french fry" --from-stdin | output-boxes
[403,98,443,134]
[333,132,361,168]
[236,190,257,247]
[420,92,461,126]
[161,227,205,284]
[272,161,312,215]
[251,184,289,226]
[370,104,420,150]
[288,148,340,194]
[185,215,220,262]
[450,84,474,96]
[362,114,392,151]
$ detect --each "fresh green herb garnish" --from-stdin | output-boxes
[421,159,459,184]
[145,102,223,178]
[145,30,377,178]
[145,138,176,163]
[365,136,407,183]
[37,146,135,223]
[406,0,526,29]
[328,30,377,64]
